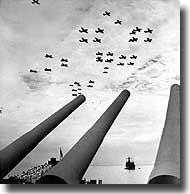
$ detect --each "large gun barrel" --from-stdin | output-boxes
[148,84,180,184]
[0,95,86,180]
[39,90,130,184]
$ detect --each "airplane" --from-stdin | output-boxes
[96,52,103,56]
[144,37,152,42]
[78,88,82,91]
[117,62,124,66]
[78,93,82,95]
[103,71,108,74]
[60,58,68,62]
[32,0,40,5]
[127,62,134,65]
[103,11,111,16]
[69,84,73,87]
[128,37,138,42]
[44,68,52,71]
[114,20,122,25]
[89,80,95,84]
[129,30,136,35]
[130,55,137,59]
[87,85,93,88]
[45,54,53,58]
[119,55,127,59]
[74,81,80,85]
[144,28,153,33]
[79,37,88,43]
[96,57,103,62]
[93,37,101,43]
[30,69,37,73]
[105,59,113,63]
[104,67,109,69]
[72,94,77,96]
[79,27,88,33]
[72,89,77,92]
[135,27,142,32]
[61,63,68,67]
[106,52,113,56]
[95,28,104,34]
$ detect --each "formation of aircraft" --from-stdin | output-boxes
[105,59,113,63]
[95,28,104,34]
[32,0,40,5]
[93,37,101,43]
[44,68,52,72]
[114,20,122,25]
[96,57,103,62]
[96,52,103,56]
[45,54,53,58]
[128,37,138,42]
[127,62,134,66]
[144,37,152,42]
[130,55,137,59]
[119,55,127,59]
[117,62,124,66]
[30,69,37,73]
[144,28,153,34]
[79,27,88,33]
[103,11,111,16]
[106,52,113,56]
[79,37,88,43]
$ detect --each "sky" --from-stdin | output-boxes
[0,0,179,175]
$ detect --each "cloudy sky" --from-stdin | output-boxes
[0,0,179,175]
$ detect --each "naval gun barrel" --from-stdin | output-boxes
[39,90,130,184]
[148,84,180,184]
[0,95,86,180]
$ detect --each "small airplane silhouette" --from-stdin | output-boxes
[79,27,88,33]
[87,85,93,88]
[95,28,104,34]
[45,54,53,58]
[93,37,101,43]
[32,0,40,5]
[78,88,82,91]
[117,62,124,66]
[69,84,73,87]
[129,30,136,35]
[130,55,137,59]
[128,37,138,42]
[44,68,52,72]
[135,27,142,32]
[79,37,88,43]
[114,20,122,25]
[119,55,127,59]
[144,37,152,42]
[103,71,108,74]
[106,52,113,56]
[74,81,80,85]
[72,94,77,96]
[89,80,95,84]
[103,11,111,16]
[30,69,37,73]
[61,63,68,67]
[105,59,113,63]
[96,52,103,56]
[72,89,77,92]
[78,92,82,95]
[127,62,134,65]
[104,67,109,69]
[60,58,68,62]
[144,28,153,33]
[96,57,103,62]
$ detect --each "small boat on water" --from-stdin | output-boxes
[125,157,135,170]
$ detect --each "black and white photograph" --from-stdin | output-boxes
[0,0,180,186]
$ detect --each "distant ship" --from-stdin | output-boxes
[125,157,135,170]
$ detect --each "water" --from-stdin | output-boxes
[84,165,153,184]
